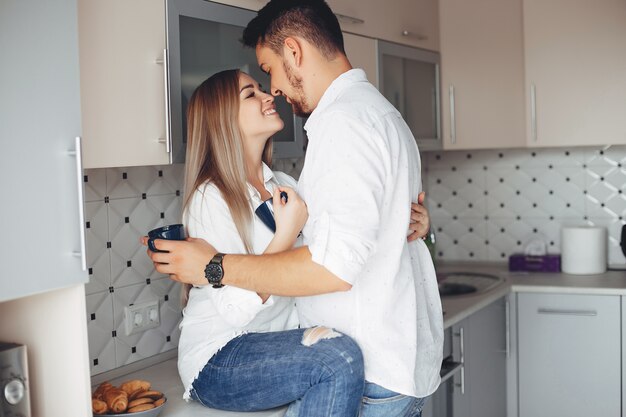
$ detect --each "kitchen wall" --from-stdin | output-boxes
[84,158,303,375]
[84,146,625,374]
[423,145,626,266]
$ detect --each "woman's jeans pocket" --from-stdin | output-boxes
[360,382,426,417]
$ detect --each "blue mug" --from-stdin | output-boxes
[147,224,186,252]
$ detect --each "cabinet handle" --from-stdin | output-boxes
[334,13,364,24]
[449,85,456,144]
[156,49,172,154]
[68,137,87,271]
[530,84,537,142]
[537,308,597,317]
[401,30,428,41]
[453,327,465,394]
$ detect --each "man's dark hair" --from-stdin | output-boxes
[242,0,345,60]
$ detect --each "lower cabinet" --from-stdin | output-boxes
[423,297,507,417]
[517,292,621,417]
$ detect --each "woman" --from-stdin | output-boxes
[179,69,363,417]
[177,69,431,416]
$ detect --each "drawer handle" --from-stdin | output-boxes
[68,136,87,271]
[401,30,428,41]
[537,308,597,317]
[156,49,172,154]
[449,85,456,145]
[530,84,537,142]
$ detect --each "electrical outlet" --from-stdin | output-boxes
[124,300,160,336]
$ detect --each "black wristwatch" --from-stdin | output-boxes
[204,253,226,288]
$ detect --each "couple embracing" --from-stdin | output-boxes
[145,1,443,416]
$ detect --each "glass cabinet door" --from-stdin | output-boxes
[167,0,306,162]
[378,40,441,151]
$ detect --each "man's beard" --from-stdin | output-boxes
[283,61,311,118]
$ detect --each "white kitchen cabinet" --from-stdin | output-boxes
[343,33,378,88]
[0,0,89,301]
[451,297,507,417]
[517,292,620,417]
[438,0,526,150]
[78,0,171,168]
[523,0,626,147]
[327,0,439,51]
[423,297,508,417]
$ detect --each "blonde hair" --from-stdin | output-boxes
[181,69,273,305]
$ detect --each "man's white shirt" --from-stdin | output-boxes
[296,69,444,398]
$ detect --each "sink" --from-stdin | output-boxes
[437,272,503,297]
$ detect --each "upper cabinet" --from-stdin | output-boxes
[377,41,442,151]
[343,33,378,88]
[79,0,308,168]
[1,0,88,301]
[78,0,170,169]
[439,0,526,150]
[523,0,626,147]
[327,0,439,51]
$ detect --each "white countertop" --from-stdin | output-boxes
[108,358,288,417]
[438,261,626,329]
[105,261,626,416]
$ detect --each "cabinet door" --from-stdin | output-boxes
[439,0,526,150]
[78,0,169,168]
[452,298,507,417]
[518,293,620,417]
[0,0,88,301]
[378,41,442,151]
[328,0,439,51]
[524,0,626,147]
[343,33,378,88]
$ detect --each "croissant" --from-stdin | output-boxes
[92,382,114,400]
[120,379,151,396]
[92,398,108,415]
[103,388,128,414]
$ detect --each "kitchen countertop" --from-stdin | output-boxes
[107,358,288,417]
[105,261,626,417]
[438,261,626,329]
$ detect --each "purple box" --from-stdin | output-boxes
[508,253,561,272]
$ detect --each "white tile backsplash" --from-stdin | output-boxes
[84,164,185,376]
[424,145,626,266]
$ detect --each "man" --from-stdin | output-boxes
[149,0,443,415]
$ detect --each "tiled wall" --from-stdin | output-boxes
[83,159,304,376]
[423,145,626,266]
[83,148,625,374]
[84,165,185,375]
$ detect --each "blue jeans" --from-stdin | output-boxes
[286,382,427,417]
[360,382,426,417]
[190,328,364,417]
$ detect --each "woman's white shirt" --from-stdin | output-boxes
[178,164,299,400]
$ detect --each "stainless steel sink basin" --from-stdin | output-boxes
[437,272,503,297]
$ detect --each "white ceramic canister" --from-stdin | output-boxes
[561,226,607,275]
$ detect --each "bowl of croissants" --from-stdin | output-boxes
[92,379,166,416]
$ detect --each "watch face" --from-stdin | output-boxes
[206,263,223,284]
